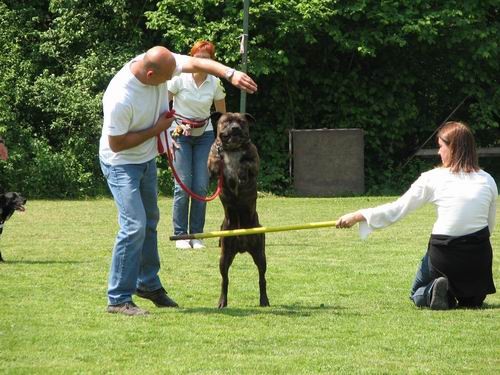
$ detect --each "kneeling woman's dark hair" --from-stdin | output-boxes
[437,121,479,173]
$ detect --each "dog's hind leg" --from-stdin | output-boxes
[0,251,3,262]
[249,244,270,307]
[218,248,236,308]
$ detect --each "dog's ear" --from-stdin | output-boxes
[243,113,256,125]
[210,112,223,140]
[210,112,223,127]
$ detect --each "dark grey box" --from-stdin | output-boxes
[290,129,364,196]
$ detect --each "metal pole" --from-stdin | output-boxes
[239,0,250,112]
[169,220,338,241]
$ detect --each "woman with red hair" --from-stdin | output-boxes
[168,41,227,249]
[336,121,497,310]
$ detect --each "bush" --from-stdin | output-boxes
[1,1,498,197]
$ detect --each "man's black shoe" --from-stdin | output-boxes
[136,287,179,308]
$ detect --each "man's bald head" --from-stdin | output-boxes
[142,46,176,85]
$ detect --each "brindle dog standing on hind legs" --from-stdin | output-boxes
[208,112,270,308]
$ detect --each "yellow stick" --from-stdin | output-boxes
[169,220,337,241]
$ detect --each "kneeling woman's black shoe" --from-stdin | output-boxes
[430,277,449,310]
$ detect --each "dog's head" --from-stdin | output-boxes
[0,192,27,222]
[211,112,255,151]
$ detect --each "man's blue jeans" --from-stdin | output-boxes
[172,131,214,235]
[100,158,162,305]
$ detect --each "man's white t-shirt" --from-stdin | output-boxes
[99,53,186,165]
[168,73,226,136]
[359,168,498,238]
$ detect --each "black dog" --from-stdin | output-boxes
[0,192,27,262]
[208,112,269,308]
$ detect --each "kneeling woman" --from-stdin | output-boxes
[336,121,497,309]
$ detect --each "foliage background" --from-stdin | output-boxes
[0,0,498,197]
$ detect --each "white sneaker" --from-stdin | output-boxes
[175,240,192,249]
[190,239,205,249]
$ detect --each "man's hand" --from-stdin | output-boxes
[154,113,175,135]
[230,71,258,94]
[109,111,175,152]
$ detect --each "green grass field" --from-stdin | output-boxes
[1,196,499,374]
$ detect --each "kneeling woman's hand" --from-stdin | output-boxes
[336,211,365,228]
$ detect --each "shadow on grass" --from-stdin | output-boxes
[266,243,320,248]
[1,260,87,265]
[179,303,350,317]
[468,302,500,310]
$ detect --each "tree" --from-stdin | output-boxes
[148,0,499,192]
[0,1,498,197]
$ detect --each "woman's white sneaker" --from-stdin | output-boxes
[175,240,192,249]
[191,239,205,249]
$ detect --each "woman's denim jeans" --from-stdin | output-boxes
[172,131,214,235]
[410,253,437,307]
[100,158,162,305]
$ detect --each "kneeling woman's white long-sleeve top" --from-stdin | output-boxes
[360,168,498,238]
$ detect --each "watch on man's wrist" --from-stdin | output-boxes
[224,68,235,81]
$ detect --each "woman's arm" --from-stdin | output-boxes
[336,173,432,231]
[214,98,226,113]
[488,180,498,234]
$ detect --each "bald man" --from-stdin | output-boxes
[99,46,258,316]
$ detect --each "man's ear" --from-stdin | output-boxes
[244,113,256,124]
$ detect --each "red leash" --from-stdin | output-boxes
[158,110,222,202]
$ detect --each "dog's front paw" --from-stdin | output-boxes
[218,297,228,309]
[238,169,249,185]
